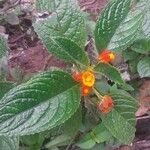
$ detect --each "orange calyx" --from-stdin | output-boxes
[97,95,114,114]
[72,71,82,82]
[98,49,115,63]
[81,70,95,87]
[82,86,92,96]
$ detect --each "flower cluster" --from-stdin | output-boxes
[73,69,95,96]
[72,49,115,114]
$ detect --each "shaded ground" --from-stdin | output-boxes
[78,0,108,20]
[6,18,66,81]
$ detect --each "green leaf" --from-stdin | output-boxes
[0,81,14,100]
[95,80,110,95]
[94,62,124,84]
[21,133,45,147]
[87,123,112,143]
[123,50,139,61]
[34,0,86,48]
[101,91,138,144]
[131,39,150,54]
[0,70,81,136]
[95,0,132,52]
[136,0,150,39]
[107,8,143,51]
[0,136,19,150]
[77,136,95,150]
[45,134,71,148]
[142,8,150,39]
[77,123,111,149]
[118,83,134,92]
[63,106,82,136]
[36,0,59,12]
[35,37,89,65]
[0,37,7,58]
[137,57,150,78]
[129,57,141,74]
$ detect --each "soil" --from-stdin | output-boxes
[6,18,66,81]
[78,0,108,20]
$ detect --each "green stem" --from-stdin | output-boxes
[93,88,103,100]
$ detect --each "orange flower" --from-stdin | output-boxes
[81,70,95,87]
[82,86,92,96]
[72,71,82,82]
[72,69,95,96]
[98,49,115,63]
[97,95,114,114]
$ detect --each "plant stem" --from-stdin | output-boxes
[93,88,103,100]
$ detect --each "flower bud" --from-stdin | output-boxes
[72,71,82,82]
[98,49,115,63]
[82,86,92,96]
[97,95,114,114]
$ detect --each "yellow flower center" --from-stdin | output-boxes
[82,70,95,87]
[109,53,115,60]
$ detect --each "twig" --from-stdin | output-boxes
[9,33,26,43]
[65,134,77,150]
[43,55,52,71]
